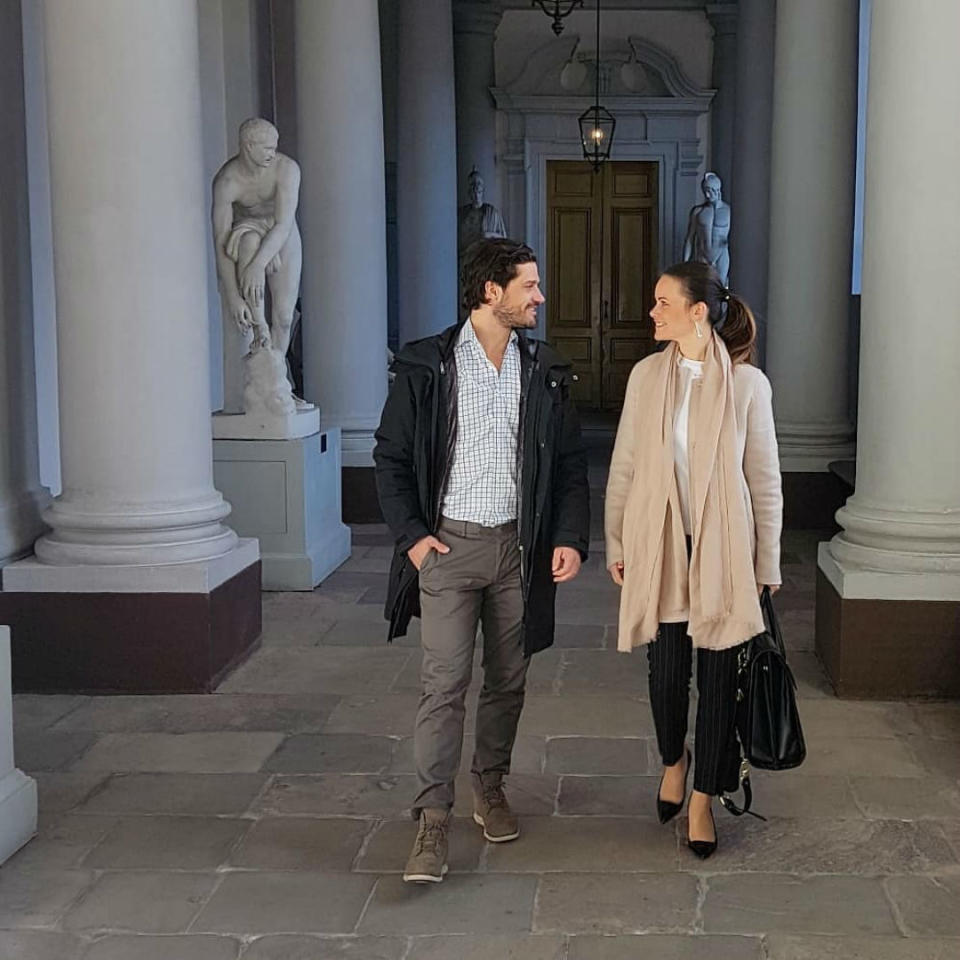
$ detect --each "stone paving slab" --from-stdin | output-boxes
[71,733,285,774]
[259,617,336,646]
[785,736,924,778]
[358,875,537,935]
[559,650,651,694]
[701,874,899,935]
[3,813,116,871]
[252,774,418,818]
[62,871,217,933]
[517,695,652,737]
[849,776,960,819]
[389,734,545,776]
[902,735,960,780]
[557,775,662,815]
[241,935,407,959]
[82,934,242,960]
[32,773,109,814]
[320,619,421,646]
[75,772,269,816]
[534,872,698,934]
[0,930,85,960]
[227,817,372,871]
[324,694,462,736]
[566,934,763,960]
[405,935,565,959]
[12,694,87,730]
[910,702,960,740]
[0,866,95,928]
[82,816,251,870]
[743,772,862,819]
[796,699,920,739]
[192,873,376,935]
[354,818,485,874]
[14,730,97,771]
[263,734,396,774]
[450,772,558,817]
[764,934,960,960]
[883,875,960,936]
[545,737,655,775]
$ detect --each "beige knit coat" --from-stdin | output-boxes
[605,341,783,652]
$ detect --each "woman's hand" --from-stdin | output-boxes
[609,561,624,586]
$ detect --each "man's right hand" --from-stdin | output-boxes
[408,535,450,571]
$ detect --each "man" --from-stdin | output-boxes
[211,117,309,406]
[682,171,731,287]
[374,238,590,884]
[457,167,507,260]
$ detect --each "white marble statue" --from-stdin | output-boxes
[212,118,311,417]
[458,166,507,258]
[683,171,731,288]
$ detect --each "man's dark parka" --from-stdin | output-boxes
[373,321,590,658]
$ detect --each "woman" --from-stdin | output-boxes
[604,261,782,859]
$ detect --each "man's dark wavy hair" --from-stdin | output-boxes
[460,237,537,313]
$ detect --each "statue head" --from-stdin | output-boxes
[467,167,485,208]
[239,118,279,168]
[701,171,722,204]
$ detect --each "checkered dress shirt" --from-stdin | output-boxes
[441,320,521,526]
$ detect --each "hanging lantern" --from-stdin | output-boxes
[578,1,615,169]
[531,1,583,37]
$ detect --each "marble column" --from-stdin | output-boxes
[397,0,459,345]
[729,0,775,362]
[0,0,260,693]
[453,0,503,208]
[0,0,47,567]
[817,0,960,697]
[705,3,738,193]
[765,0,859,472]
[295,0,388,467]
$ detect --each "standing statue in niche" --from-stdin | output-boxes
[212,118,312,419]
[683,171,731,288]
[458,166,507,259]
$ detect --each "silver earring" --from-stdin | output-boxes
[695,321,703,339]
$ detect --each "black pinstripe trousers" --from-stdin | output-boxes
[646,621,744,796]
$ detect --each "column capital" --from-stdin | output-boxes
[706,3,738,37]
[453,0,504,37]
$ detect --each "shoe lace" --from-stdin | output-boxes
[483,783,508,810]
[417,820,447,855]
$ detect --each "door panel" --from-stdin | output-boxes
[546,160,658,412]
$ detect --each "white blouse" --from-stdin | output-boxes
[673,355,704,535]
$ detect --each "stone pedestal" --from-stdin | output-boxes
[213,407,320,441]
[0,626,36,865]
[214,428,350,591]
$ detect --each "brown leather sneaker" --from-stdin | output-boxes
[403,808,450,883]
[472,778,520,843]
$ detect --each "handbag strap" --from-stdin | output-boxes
[760,586,785,656]
[719,762,767,821]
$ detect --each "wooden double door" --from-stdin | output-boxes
[545,160,659,411]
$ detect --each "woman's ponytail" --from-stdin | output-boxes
[716,293,757,365]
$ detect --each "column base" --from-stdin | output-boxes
[213,429,350,591]
[0,541,261,693]
[0,770,37,866]
[816,546,960,698]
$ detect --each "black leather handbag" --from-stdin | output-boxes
[720,587,806,818]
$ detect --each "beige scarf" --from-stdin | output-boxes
[617,338,764,651]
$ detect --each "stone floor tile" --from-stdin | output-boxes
[557,775,660,815]
[405,935,565,959]
[259,618,335,646]
[711,817,956,875]
[12,694,87,730]
[218,648,411,695]
[555,601,623,626]
[83,816,250,870]
[559,651,650,694]
[263,734,396,774]
[850,776,960,819]
[797,700,920,740]
[322,694,439,736]
[252,774,417,818]
[545,737,654,775]
[902,736,960,780]
[228,817,371,870]
[192,873,376,935]
[765,934,960,960]
[567,934,763,960]
[51,694,340,734]
[746,773,862,819]
[13,730,97,771]
[77,773,269,816]
[358,875,537,935]
[70,733,284,774]
[83,934,241,960]
[0,865,95,927]
[2,814,114,871]
[321,619,421,646]
[484,817,678,873]
[702,874,898,935]
[550,624,606,648]
[884,875,960,936]
[0,930,86,960]
[910,702,960,740]
[787,737,923,778]
[518,695,652,737]
[786,653,834,699]
[62,872,216,933]
[241,936,407,959]
[935,818,960,860]
[390,735,544,776]
[354,818,484,873]
[32,773,108,814]
[451,773,558,817]
[535,872,698,934]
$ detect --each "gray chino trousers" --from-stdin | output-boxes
[412,517,529,816]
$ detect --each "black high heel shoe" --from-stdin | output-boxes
[656,748,691,825]
[687,802,718,860]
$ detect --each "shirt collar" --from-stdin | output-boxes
[457,319,519,354]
